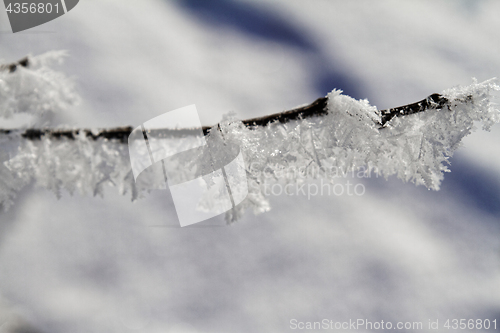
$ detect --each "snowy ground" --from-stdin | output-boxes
[1,1,499,332]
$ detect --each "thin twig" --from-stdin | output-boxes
[0,57,29,73]
[0,56,455,142]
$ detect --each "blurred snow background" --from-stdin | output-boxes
[0,0,499,332]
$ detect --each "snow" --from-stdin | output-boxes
[1,1,500,332]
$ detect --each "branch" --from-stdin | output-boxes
[0,56,498,219]
[0,55,459,142]
[0,57,29,73]
[0,95,453,142]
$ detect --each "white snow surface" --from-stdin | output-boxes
[1,1,500,333]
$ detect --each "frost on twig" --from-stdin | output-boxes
[218,79,499,219]
[0,51,79,119]
[0,52,79,209]
[0,53,499,221]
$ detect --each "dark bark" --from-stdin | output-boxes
[0,57,29,73]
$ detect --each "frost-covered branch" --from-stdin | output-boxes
[0,55,468,138]
[0,55,457,139]
[0,92,454,141]
[0,53,499,222]
[0,52,79,119]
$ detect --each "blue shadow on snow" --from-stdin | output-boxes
[174,0,365,100]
